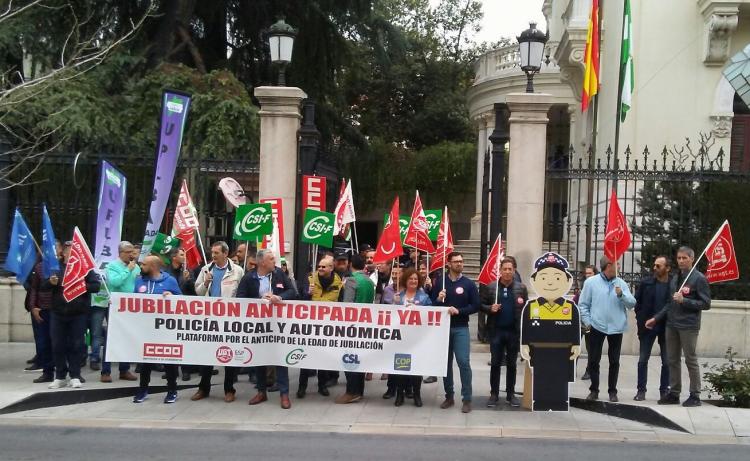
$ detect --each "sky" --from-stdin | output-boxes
[475,0,547,44]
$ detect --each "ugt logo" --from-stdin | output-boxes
[394,353,412,371]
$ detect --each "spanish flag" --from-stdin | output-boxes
[582,0,600,111]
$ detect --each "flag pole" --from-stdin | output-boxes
[612,0,627,186]
[494,234,501,306]
[678,221,725,291]
[352,221,359,254]
[441,206,448,292]
[195,228,208,266]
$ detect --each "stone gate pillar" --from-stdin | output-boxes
[254,86,307,268]
[505,93,554,279]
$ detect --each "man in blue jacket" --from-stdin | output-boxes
[132,255,182,404]
[431,251,480,413]
[237,248,297,409]
[633,255,671,401]
[578,256,636,402]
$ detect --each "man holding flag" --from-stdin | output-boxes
[647,246,712,407]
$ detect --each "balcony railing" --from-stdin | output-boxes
[474,43,559,82]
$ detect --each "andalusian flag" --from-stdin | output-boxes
[582,0,600,111]
[620,0,634,122]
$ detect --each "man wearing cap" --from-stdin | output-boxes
[520,252,581,411]
[578,256,636,403]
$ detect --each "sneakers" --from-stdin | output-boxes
[24,364,42,373]
[608,392,619,403]
[164,391,178,404]
[507,394,521,407]
[69,378,83,388]
[586,391,599,401]
[48,379,67,389]
[133,389,148,403]
[486,394,499,408]
[334,393,362,404]
[33,373,53,384]
[633,391,646,401]
[682,394,701,407]
[658,393,680,405]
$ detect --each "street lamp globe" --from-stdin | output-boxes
[517,22,548,93]
[268,18,297,86]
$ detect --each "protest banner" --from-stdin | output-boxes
[93,161,126,269]
[301,209,335,248]
[106,293,450,376]
[234,203,273,241]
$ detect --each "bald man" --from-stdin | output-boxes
[132,256,182,404]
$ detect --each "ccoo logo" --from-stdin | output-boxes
[303,215,333,240]
[235,207,271,235]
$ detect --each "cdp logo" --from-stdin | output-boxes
[143,343,183,358]
[342,353,360,370]
[216,345,233,364]
[286,348,307,365]
[394,353,412,371]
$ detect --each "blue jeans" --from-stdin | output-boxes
[100,309,130,375]
[255,366,290,395]
[32,309,54,374]
[443,326,472,402]
[50,312,88,380]
[89,308,106,363]
[637,331,669,393]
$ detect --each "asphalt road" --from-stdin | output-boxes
[0,425,743,461]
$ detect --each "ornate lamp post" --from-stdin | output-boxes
[268,18,297,86]
[517,22,548,93]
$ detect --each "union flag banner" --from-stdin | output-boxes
[430,206,454,273]
[704,220,739,284]
[404,191,435,253]
[374,197,403,264]
[603,189,631,262]
[477,234,504,286]
[62,227,96,302]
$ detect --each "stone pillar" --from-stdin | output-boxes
[470,117,488,240]
[254,86,307,268]
[506,93,554,280]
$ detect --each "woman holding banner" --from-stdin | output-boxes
[391,267,431,407]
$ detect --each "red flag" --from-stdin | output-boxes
[62,227,96,302]
[430,206,454,273]
[335,179,353,239]
[177,230,202,270]
[374,197,404,264]
[704,220,740,284]
[404,191,436,253]
[172,180,200,235]
[603,189,631,262]
[478,234,504,285]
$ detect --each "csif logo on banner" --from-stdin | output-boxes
[304,216,333,239]
[234,203,273,240]
[286,348,307,365]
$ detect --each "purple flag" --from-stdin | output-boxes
[139,90,191,261]
[94,161,127,269]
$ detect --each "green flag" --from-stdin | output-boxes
[384,213,411,243]
[234,203,273,241]
[151,233,182,264]
[424,209,442,241]
[301,209,335,247]
[620,0,633,122]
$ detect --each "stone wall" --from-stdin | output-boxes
[1,276,747,358]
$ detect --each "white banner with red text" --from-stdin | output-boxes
[106,293,450,376]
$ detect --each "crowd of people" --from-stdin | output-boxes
[21,238,710,410]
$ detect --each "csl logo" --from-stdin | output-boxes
[394,353,412,371]
[303,215,333,239]
[143,343,183,358]
[216,345,233,364]
[285,348,307,365]
[235,207,271,235]
[342,353,360,371]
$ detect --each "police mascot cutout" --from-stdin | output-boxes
[520,252,581,411]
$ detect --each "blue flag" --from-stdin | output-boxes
[41,204,60,279]
[4,209,36,283]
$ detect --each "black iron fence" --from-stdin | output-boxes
[8,150,259,250]
[543,143,750,299]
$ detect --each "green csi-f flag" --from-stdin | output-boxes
[424,209,442,241]
[301,209,335,247]
[234,203,273,241]
[620,0,633,122]
[151,233,182,263]
[384,214,411,243]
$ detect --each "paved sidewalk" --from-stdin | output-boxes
[1,343,748,444]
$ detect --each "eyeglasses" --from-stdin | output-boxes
[450,260,464,264]
[317,265,330,269]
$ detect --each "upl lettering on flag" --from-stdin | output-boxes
[424,209,442,241]
[302,175,327,212]
[234,203,273,241]
[301,209,335,247]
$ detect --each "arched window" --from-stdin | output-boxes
[731,93,750,172]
